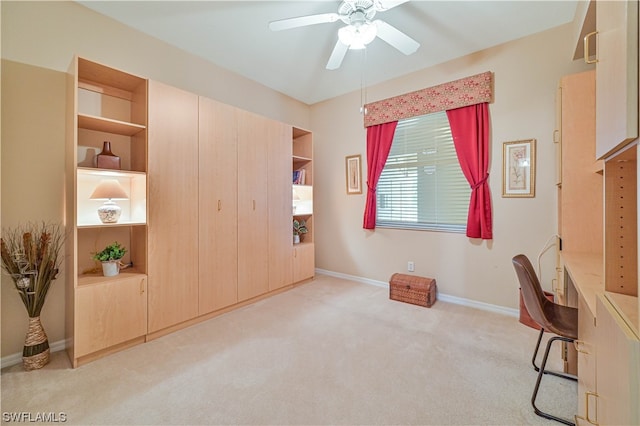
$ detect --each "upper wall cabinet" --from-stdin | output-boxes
[592,0,638,159]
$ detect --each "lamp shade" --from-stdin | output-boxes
[90,179,128,200]
[90,179,128,223]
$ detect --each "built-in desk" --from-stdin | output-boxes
[561,251,640,425]
[561,251,604,316]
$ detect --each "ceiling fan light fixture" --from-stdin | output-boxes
[338,23,377,49]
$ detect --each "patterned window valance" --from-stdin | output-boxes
[363,71,494,127]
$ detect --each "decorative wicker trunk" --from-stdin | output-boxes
[389,273,437,308]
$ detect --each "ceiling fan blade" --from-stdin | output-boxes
[326,40,349,70]
[373,19,420,55]
[269,13,340,31]
[374,0,410,11]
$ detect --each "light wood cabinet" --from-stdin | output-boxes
[198,97,239,314]
[293,243,315,283]
[595,294,640,425]
[268,121,294,291]
[65,57,148,367]
[555,71,602,375]
[576,293,597,423]
[147,80,199,333]
[292,128,314,282]
[237,110,271,301]
[594,0,638,159]
[75,274,147,358]
[557,71,603,255]
[559,6,640,416]
[67,58,313,364]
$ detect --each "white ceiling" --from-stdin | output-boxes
[78,1,579,105]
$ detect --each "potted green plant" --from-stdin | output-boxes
[93,241,127,277]
[293,219,308,244]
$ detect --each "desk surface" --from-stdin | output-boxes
[562,251,639,338]
[561,251,604,317]
[606,292,640,339]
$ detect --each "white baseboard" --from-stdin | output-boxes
[1,339,66,369]
[315,268,519,318]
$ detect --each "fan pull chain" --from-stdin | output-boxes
[360,48,368,115]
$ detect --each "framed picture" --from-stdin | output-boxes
[502,139,536,198]
[345,154,362,195]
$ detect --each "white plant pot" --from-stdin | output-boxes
[293,234,300,244]
[101,260,120,277]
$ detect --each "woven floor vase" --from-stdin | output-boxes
[23,316,50,370]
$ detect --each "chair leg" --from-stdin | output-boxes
[531,328,578,381]
[531,327,545,372]
[531,336,576,426]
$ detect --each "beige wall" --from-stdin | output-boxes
[1,61,68,359]
[311,23,592,309]
[0,1,310,358]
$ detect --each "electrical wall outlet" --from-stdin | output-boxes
[407,261,415,272]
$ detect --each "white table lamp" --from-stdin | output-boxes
[90,179,129,223]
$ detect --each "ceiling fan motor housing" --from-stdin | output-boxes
[338,0,378,25]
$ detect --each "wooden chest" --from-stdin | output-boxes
[389,273,437,307]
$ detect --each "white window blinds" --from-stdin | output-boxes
[376,111,470,232]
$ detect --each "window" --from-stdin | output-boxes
[376,111,470,232]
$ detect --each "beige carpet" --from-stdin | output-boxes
[1,274,576,425]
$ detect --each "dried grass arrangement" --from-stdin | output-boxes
[1,222,64,370]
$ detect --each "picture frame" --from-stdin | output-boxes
[502,139,536,198]
[345,154,362,195]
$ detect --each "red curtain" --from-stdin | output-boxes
[363,121,398,229]
[446,103,493,239]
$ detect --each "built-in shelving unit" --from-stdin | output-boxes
[66,56,149,367]
[292,127,314,282]
[561,3,640,422]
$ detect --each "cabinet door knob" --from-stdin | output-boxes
[253,200,256,211]
[218,200,222,211]
[583,31,598,64]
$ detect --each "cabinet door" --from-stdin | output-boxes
[559,71,602,254]
[595,296,640,425]
[595,0,638,159]
[147,80,199,333]
[75,276,147,357]
[237,110,269,301]
[268,122,293,291]
[293,243,315,283]
[198,97,239,314]
[576,295,597,422]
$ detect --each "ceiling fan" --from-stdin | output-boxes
[269,0,420,70]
